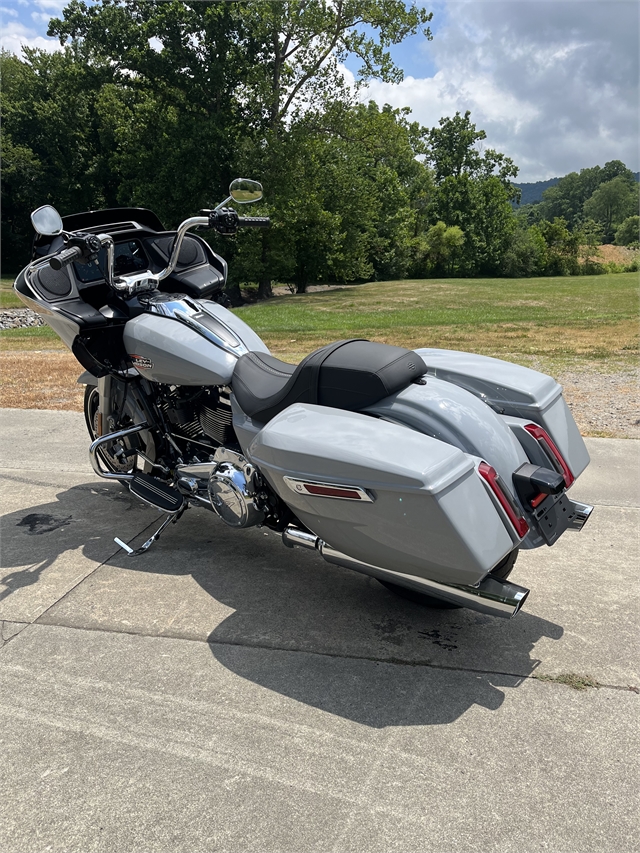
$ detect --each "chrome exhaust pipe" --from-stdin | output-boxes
[283,525,530,619]
[567,500,594,531]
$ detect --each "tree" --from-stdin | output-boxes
[578,218,604,272]
[501,224,547,278]
[49,0,432,133]
[1,47,117,271]
[583,177,639,243]
[614,215,640,247]
[420,221,464,275]
[41,0,434,293]
[425,112,519,275]
[229,101,431,294]
[535,160,638,230]
[537,218,580,275]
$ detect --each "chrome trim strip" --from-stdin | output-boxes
[173,308,248,356]
[283,477,375,502]
[143,295,248,357]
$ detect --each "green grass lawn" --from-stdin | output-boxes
[2,272,638,369]
[235,272,639,370]
[0,276,22,309]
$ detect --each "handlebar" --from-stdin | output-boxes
[43,209,271,288]
[49,246,83,270]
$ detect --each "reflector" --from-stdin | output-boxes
[478,462,529,538]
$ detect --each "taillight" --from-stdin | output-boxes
[524,423,574,487]
[478,462,530,539]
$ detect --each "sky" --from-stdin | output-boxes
[1,0,638,182]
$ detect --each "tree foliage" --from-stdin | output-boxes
[2,1,635,284]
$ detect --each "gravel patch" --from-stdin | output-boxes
[0,308,44,330]
[558,367,640,439]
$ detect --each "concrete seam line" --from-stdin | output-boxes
[0,620,30,654]
[21,620,640,692]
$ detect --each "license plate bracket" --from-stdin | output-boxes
[535,493,574,545]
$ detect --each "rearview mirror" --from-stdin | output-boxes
[229,178,263,204]
[31,205,64,236]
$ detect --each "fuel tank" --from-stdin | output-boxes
[123,296,269,385]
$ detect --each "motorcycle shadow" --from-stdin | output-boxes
[178,513,564,728]
[1,483,564,728]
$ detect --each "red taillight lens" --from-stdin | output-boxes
[523,423,575,487]
[478,462,530,539]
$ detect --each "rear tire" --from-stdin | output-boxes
[379,549,519,609]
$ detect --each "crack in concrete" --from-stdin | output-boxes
[25,617,639,693]
[29,517,161,627]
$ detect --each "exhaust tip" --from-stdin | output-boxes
[568,500,594,531]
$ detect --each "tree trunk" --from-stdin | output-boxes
[296,280,307,294]
[225,282,244,307]
[258,278,273,299]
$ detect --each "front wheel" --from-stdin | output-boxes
[83,384,139,486]
[379,549,519,609]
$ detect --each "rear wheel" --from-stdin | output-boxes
[379,549,519,608]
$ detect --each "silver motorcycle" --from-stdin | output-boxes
[15,179,593,620]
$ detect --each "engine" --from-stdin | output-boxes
[158,385,235,451]
[208,448,264,528]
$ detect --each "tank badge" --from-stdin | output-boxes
[130,354,154,370]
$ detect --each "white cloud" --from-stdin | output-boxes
[33,0,67,11]
[0,20,61,55]
[360,0,639,180]
[0,5,18,17]
[31,11,52,24]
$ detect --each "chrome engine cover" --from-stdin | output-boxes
[208,448,264,528]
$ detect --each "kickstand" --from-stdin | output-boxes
[115,506,187,556]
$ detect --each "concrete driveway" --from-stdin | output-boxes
[0,408,638,853]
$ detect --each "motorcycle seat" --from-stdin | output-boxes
[232,339,427,423]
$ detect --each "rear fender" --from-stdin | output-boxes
[364,376,528,489]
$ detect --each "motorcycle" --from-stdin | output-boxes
[14,179,593,620]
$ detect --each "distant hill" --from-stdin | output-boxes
[514,171,640,206]
[513,178,560,205]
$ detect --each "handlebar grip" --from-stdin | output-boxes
[50,246,83,270]
[238,217,271,228]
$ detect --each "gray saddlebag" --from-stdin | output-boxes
[249,404,516,587]
[415,348,589,479]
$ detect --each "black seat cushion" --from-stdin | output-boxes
[233,339,427,423]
